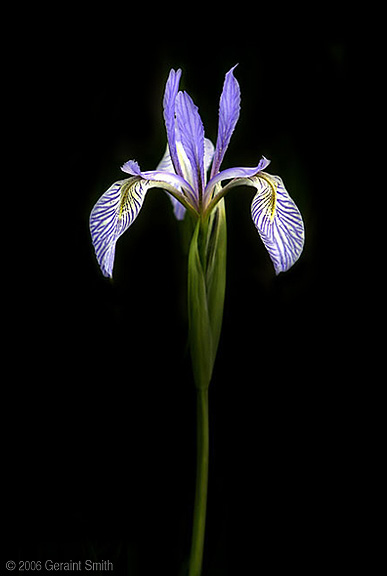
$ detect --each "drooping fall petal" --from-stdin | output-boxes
[89,177,152,277]
[250,172,305,274]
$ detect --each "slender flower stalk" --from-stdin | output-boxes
[89,65,305,575]
[189,388,209,576]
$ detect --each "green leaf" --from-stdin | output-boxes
[187,200,227,389]
[188,220,213,389]
[205,198,227,363]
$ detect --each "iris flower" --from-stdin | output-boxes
[90,65,304,278]
[89,66,305,576]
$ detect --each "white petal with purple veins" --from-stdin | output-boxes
[250,173,305,274]
[90,177,152,277]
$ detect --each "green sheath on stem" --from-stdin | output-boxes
[187,198,227,390]
[187,199,226,576]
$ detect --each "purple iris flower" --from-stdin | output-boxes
[90,65,304,277]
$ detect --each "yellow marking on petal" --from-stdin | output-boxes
[118,178,140,220]
[118,187,128,220]
[256,172,277,222]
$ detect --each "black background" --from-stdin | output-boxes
[4,6,362,575]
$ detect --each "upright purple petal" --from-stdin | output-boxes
[175,90,205,198]
[211,65,241,178]
[163,68,183,178]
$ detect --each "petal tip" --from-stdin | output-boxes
[258,156,271,172]
[121,160,141,176]
[227,63,239,76]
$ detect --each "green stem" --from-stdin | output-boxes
[188,388,209,576]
